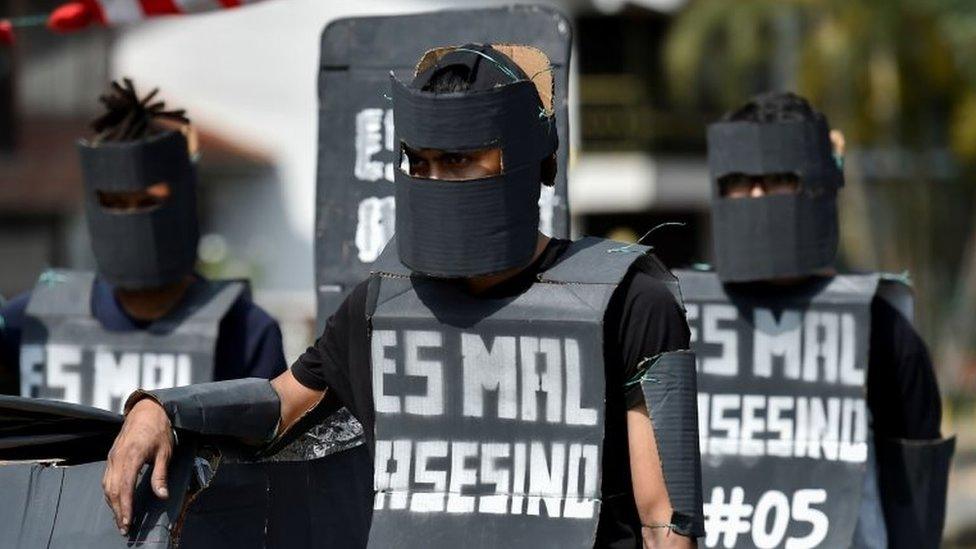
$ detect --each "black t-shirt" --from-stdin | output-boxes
[292,238,691,547]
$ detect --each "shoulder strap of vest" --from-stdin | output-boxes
[371,236,410,277]
[202,279,249,319]
[631,253,685,308]
[877,273,914,324]
[365,273,383,318]
[157,279,248,331]
[25,269,95,318]
[225,278,252,301]
[539,237,650,285]
[673,269,725,302]
[820,273,881,304]
[674,269,882,305]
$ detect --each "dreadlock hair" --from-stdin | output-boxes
[90,78,189,143]
[723,91,827,125]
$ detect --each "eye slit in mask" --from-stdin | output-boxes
[97,182,171,213]
[400,143,503,181]
[719,173,801,198]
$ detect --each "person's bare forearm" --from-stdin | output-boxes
[628,405,695,549]
[271,370,326,437]
[104,370,324,535]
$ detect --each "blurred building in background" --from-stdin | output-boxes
[0,0,105,296]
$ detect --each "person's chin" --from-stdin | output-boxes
[764,268,836,286]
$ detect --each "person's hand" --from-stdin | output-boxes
[102,398,174,535]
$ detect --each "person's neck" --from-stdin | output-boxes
[764,267,837,286]
[114,274,195,322]
[463,233,551,294]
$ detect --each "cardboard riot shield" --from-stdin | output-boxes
[676,270,876,549]
[314,5,572,327]
[0,396,198,548]
[19,270,245,413]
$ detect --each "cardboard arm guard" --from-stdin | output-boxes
[877,436,955,548]
[639,350,706,537]
[126,378,281,442]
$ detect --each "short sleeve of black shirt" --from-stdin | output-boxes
[606,268,692,409]
[291,279,373,428]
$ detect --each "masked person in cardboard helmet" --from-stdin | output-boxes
[0,79,287,411]
[103,45,705,548]
[676,91,951,548]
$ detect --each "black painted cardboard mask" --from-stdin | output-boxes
[391,44,557,278]
[78,130,199,290]
[707,118,843,283]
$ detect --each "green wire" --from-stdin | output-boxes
[451,47,521,82]
[623,354,661,388]
[38,270,67,286]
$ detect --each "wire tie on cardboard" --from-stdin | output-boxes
[607,222,686,254]
[529,66,554,82]
[38,270,67,286]
[451,47,521,82]
[623,354,662,388]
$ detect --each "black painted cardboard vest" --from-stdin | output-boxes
[20,270,245,413]
[366,237,645,548]
[677,269,908,548]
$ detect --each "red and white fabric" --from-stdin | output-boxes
[59,0,267,28]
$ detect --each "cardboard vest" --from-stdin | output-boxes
[677,269,877,548]
[19,270,245,413]
[365,237,643,548]
[314,5,572,329]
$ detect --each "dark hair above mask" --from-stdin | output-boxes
[707,91,842,191]
[722,91,824,124]
[391,44,557,168]
[411,43,530,93]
